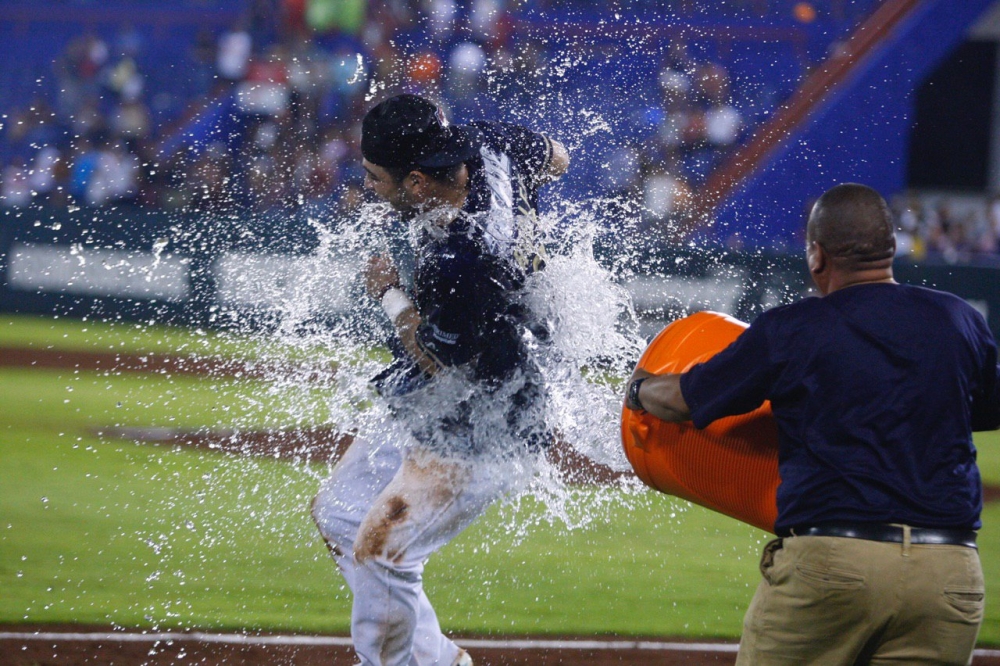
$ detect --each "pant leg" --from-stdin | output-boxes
[312,430,457,666]
[313,433,515,666]
[736,536,875,666]
[350,446,516,666]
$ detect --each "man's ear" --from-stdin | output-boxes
[807,241,826,276]
[404,170,428,197]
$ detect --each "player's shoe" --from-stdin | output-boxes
[452,649,474,666]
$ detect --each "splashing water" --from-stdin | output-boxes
[208,190,654,546]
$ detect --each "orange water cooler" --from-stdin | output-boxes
[621,311,781,534]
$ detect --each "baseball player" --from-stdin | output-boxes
[311,94,569,666]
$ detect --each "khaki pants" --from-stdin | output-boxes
[736,534,984,665]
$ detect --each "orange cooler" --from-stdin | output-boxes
[621,311,781,534]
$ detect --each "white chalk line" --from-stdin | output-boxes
[0,632,732,652]
[1,632,999,657]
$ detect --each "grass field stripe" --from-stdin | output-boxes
[1,632,998,657]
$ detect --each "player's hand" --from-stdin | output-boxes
[364,255,400,299]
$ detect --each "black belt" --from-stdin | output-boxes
[790,522,977,549]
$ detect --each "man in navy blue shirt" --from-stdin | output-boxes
[626,183,1000,664]
[311,94,568,666]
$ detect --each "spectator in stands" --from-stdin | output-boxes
[102,28,145,104]
[657,66,694,153]
[698,62,742,150]
[446,42,487,103]
[183,142,234,213]
[110,99,151,141]
[189,29,219,96]
[85,139,140,207]
[69,100,106,140]
[680,61,742,180]
[238,45,292,117]
[989,196,1000,251]
[603,142,643,203]
[218,21,253,85]
[319,125,352,185]
[287,35,332,122]
[322,47,369,121]
[640,151,693,236]
[1,158,32,208]
[27,145,62,204]
[53,33,108,120]
[68,136,100,205]
[424,0,458,41]
[657,40,696,99]
[405,50,444,98]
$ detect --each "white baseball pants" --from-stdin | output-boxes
[311,422,515,666]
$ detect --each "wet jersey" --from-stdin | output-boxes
[409,121,556,382]
[373,121,557,399]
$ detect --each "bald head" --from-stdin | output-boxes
[807,183,895,271]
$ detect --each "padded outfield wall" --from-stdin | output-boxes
[2,205,997,341]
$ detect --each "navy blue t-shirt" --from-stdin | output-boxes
[680,283,1000,534]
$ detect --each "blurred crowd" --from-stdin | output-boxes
[0,0,537,216]
[893,193,1000,264]
[4,0,993,263]
[601,40,745,234]
[0,0,748,227]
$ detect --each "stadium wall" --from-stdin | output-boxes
[2,206,998,341]
[712,0,998,248]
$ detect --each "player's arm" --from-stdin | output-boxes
[624,368,691,422]
[542,138,570,182]
[365,255,442,377]
[480,121,568,184]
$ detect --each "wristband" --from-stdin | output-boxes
[376,281,400,299]
[381,287,414,324]
[628,377,648,412]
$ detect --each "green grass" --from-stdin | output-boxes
[0,315,998,644]
[0,314,236,356]
[0,313,389,367]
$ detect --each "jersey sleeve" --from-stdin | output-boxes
[679,315,780,429]
[474,121,554,184]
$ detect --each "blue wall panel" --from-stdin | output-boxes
[712,0,998,248]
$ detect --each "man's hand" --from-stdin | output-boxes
[364,255,400,299]
[624,368,692,423]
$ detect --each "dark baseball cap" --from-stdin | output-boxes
[361,94,481,170]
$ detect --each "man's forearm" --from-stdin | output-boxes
[626,372,692,423]
[379,286,441,377]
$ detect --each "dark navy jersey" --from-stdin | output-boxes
[399,121,556,385]
[680,283,1000,534]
